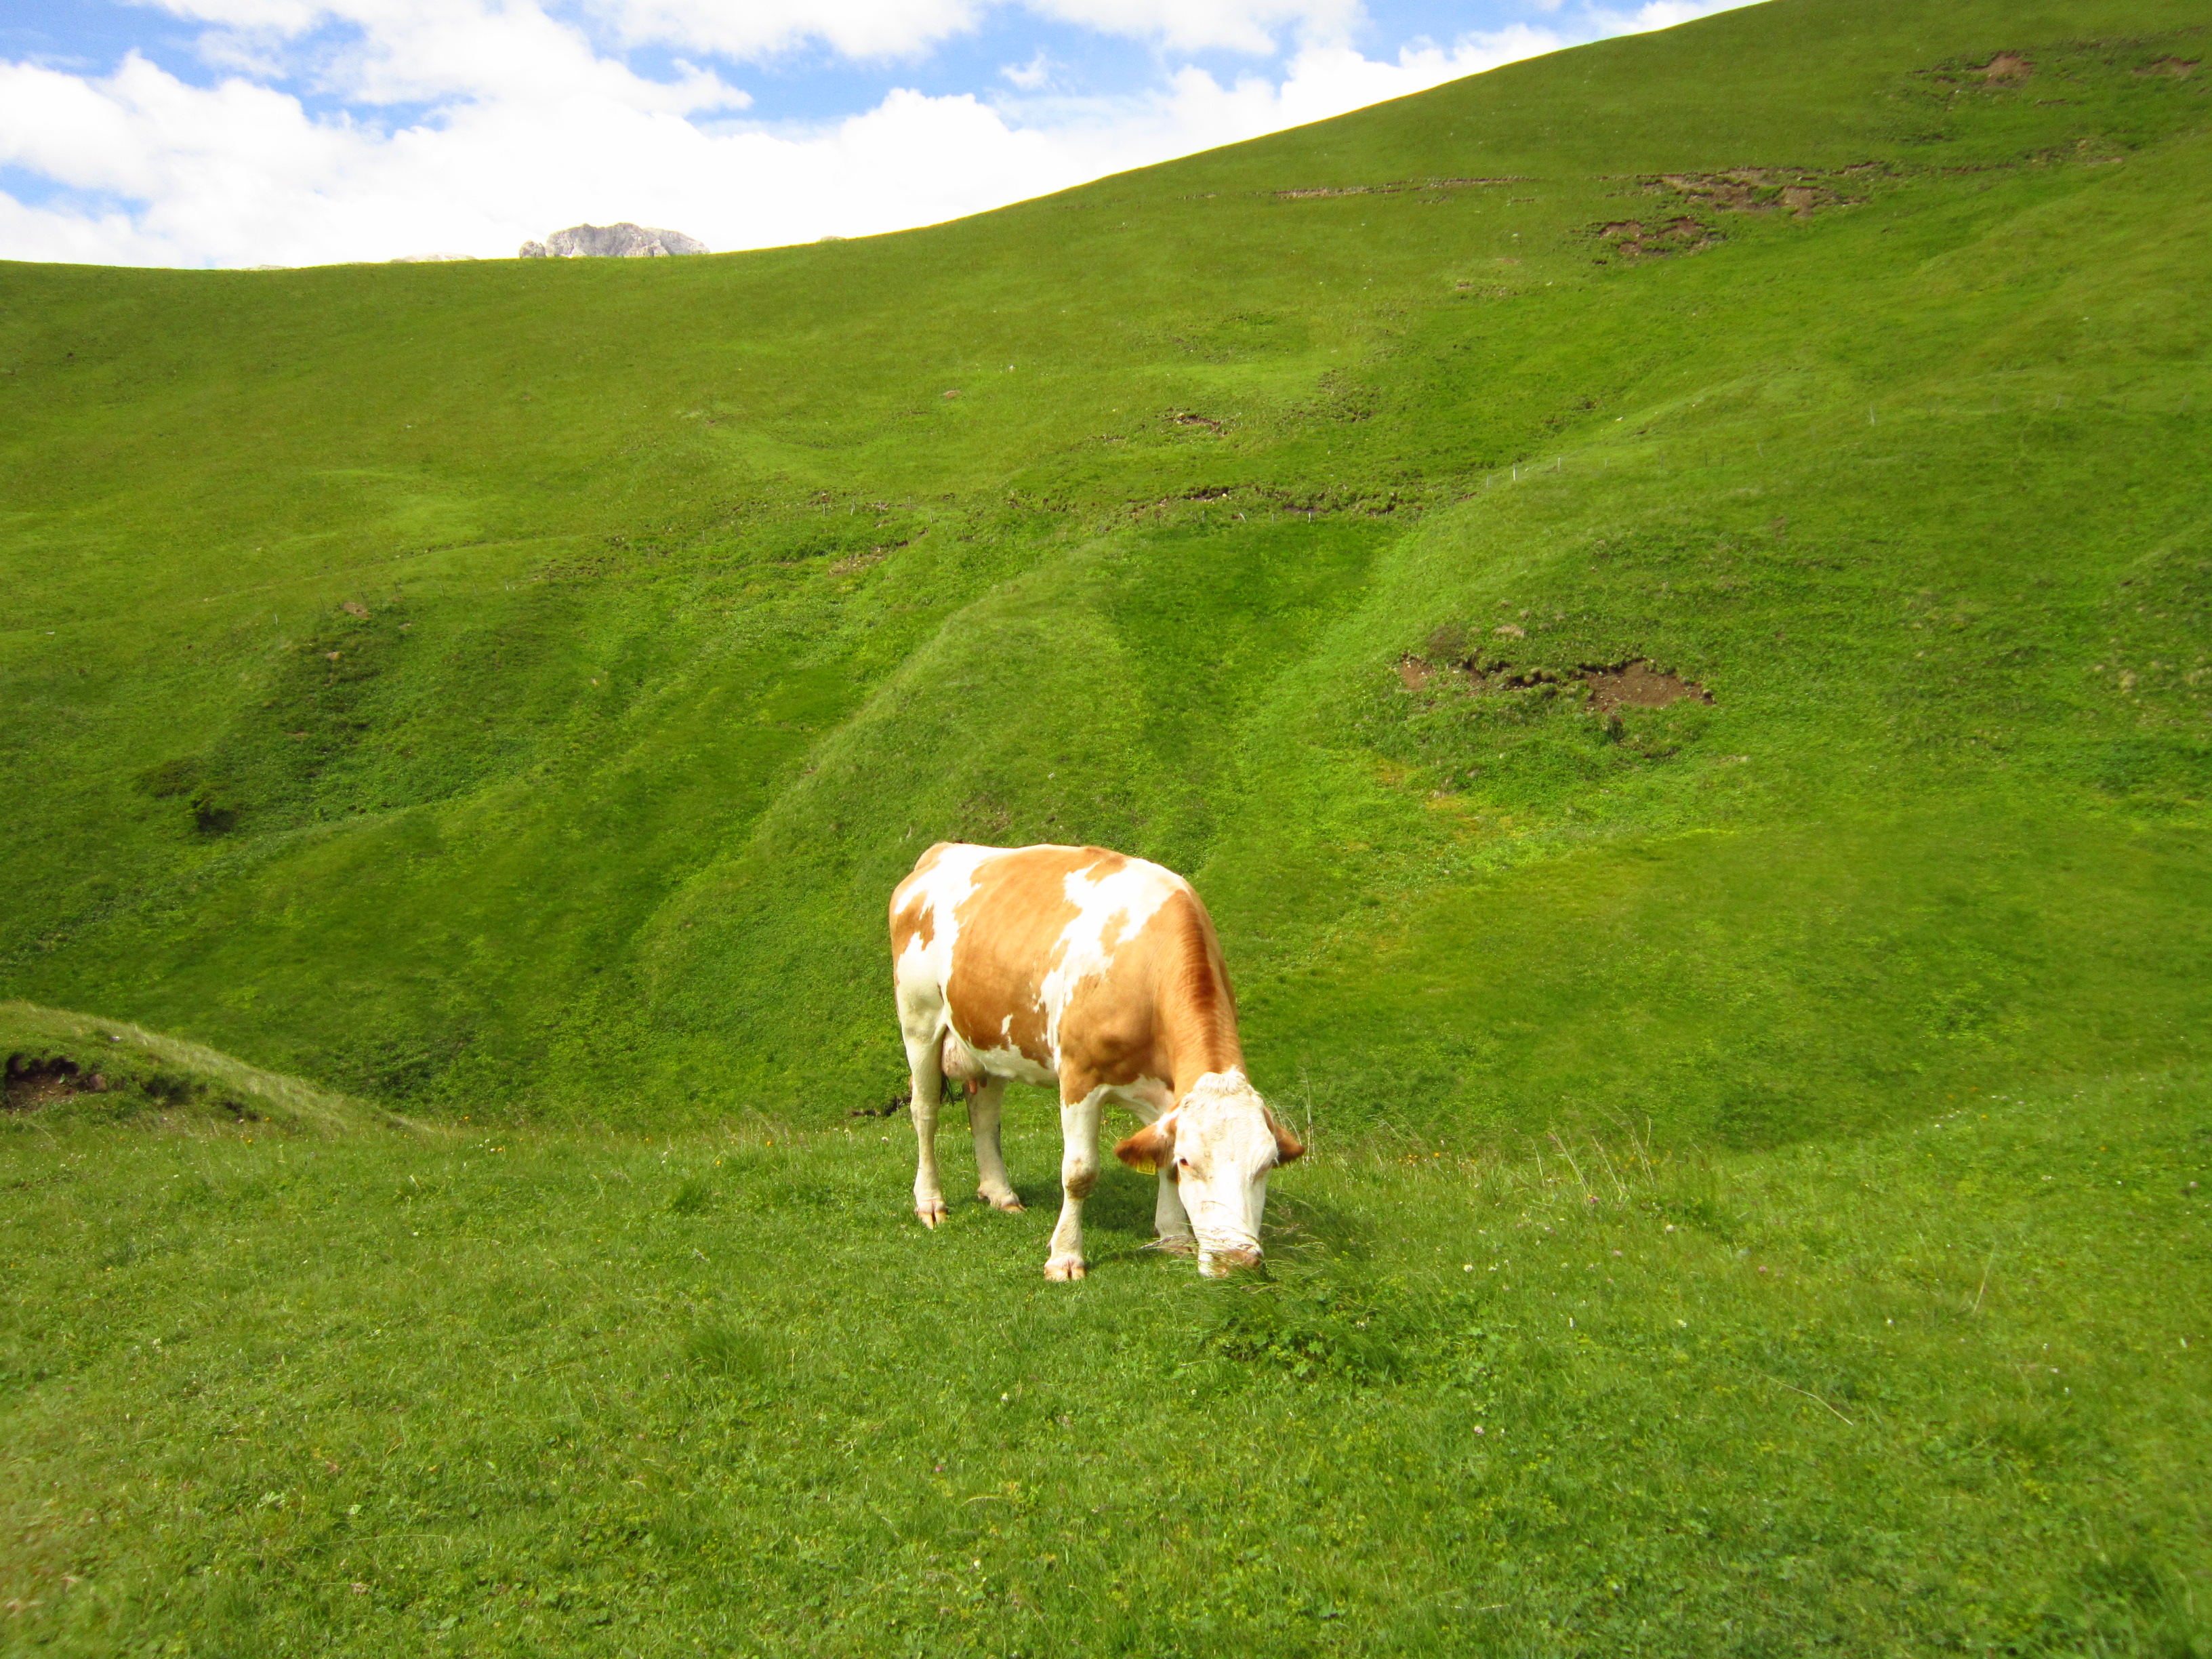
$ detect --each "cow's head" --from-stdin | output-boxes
[1113,1071,1303,1276]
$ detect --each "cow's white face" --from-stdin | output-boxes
[1115,1071,1303,1277]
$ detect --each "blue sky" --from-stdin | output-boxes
[0,0,1751,267]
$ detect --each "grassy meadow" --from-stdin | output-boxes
[4,1046,2205,1654]
[3,0,2210,1647]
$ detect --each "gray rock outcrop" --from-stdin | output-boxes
[518,223,708,259]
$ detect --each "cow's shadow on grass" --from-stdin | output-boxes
[1000,1165,1373,1271]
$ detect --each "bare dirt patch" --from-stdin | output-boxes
[1594,216,1721,259]
[1580,660,1713,715]
[3,1050,264,1122]
[1970,52,2033,84]
[1275,177,1529,201]
[1395,651,1712,712]
[5,1053,107,1111]
[1650,170,1850,220]
[2135,56,2200,78]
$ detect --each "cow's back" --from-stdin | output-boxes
[890,842,1232,1088]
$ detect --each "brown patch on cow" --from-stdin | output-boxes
[1033,883,1240,1107]
[1970,52,2032,83]
[1265,1109,1306,1165]
[893,895,936,954]
[1064,1165,1101,1198]
[941,851,1090,1074]
[888,842,955,957]
[1114,1115,1176,1173]
[2136,56,2200,77]
[1581,660,1712,714]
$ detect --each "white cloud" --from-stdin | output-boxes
[602,0,987,62]
[0,0,1758,269]
[1021,0,1362,57]
[1001,47,1057,91]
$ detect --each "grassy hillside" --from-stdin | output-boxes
[4,0,2209,1140]
[4,0,2210,1650]
[0,999,396,1138]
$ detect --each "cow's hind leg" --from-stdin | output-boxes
[968,1078,1023,1212]
[1044,1082,1106,1280]
[902,1025,950,1228]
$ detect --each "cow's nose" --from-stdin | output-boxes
[1201,1246,1262,1276]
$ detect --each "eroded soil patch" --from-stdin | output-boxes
[1582,660,1713,714]
[1970,52,2034,85]
[1652,169,1857,220]
[1395,652,1712,712]
[1591,166,1874,262]
[1593,216,1719,260]
[4,1053,105,1111]
[3,1050,263,1122]
[1275,177,1529,201]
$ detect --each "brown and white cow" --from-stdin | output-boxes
[888,841,1303,1279]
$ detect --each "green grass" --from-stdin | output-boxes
[3,1067,2205,1654]
[3,0,2211,1647]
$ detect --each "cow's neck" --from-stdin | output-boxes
[1165,1023,1245,1101]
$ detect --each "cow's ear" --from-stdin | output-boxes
[1114,1114,1177,1174]
[1266,1109,1305,1166]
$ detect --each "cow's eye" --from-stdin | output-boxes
[1176,1158,1191,1169]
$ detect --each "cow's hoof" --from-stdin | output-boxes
[979,1187,1026,1213]
[916,1200,949,1229]
[1149,1234,1197,1256]
[1044,1255,1088,1282]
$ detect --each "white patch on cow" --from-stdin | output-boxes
[1038,857,1182,1059]
[1122,1075,1176,1116]
[1164,1069,1279,1276]
[971,1038,1056,1086]
[892,842,996,1038]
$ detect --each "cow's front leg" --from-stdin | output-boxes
[1045,1085,1105,1280]
[1152,1168,1196,1255]
[904,1031,949,1228]
[967,1078,1023,1212]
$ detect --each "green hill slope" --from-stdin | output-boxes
[1,0,2207,1139]
[0,1000,397,1136]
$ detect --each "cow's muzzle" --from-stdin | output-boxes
[1199,1245,1262,1277]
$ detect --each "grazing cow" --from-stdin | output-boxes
[888,842,1303,1279]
